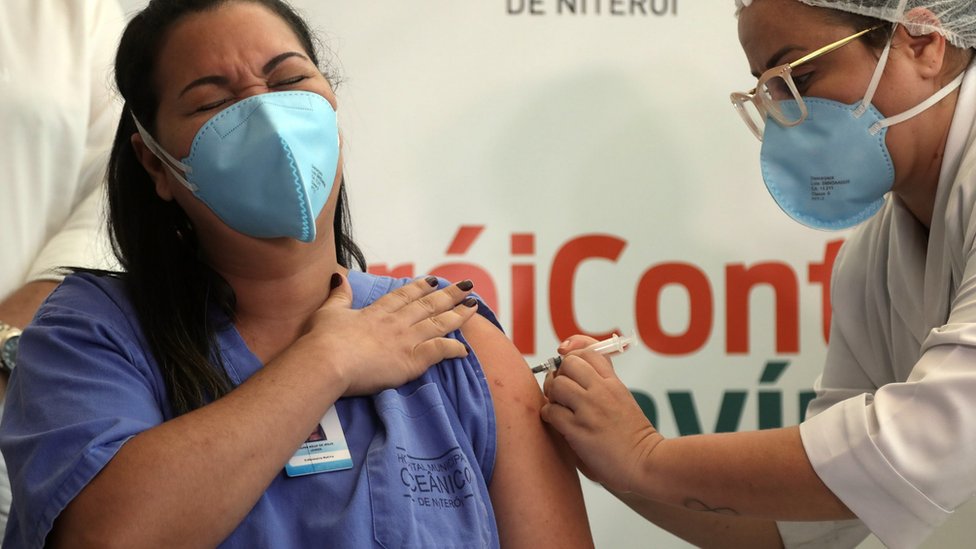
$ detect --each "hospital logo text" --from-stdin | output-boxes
[506,0,678,16]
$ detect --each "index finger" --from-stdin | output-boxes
[573,350,617,379]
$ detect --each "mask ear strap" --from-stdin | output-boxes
[854,23,898,118]
[131,114,199,192]
[869,69,966,135]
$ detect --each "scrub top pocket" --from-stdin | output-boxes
[367,383,494,549]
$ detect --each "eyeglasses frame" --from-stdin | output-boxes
[730,25,884,141]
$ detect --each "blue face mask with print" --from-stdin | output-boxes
[758,34,965,231]
[134,91,340,242]
[760,98,894,230]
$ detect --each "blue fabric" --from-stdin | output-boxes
[0,270,499,548]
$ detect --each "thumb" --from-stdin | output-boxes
[323,272,353,309]
[557,334,599,355]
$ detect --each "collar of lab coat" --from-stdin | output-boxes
[923,59,976,333]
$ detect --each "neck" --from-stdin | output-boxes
[891,90,960,230]
[206,231,343,362]
[895,145,943,230]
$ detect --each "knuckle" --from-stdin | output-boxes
[438,338,463,357]
[389,288,413,305]
[415,295,440,316]
[426,315,448,334]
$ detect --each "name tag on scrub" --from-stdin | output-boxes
[285,406,353,477]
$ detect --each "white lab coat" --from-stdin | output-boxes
[0,0,123,536]
[777,63,976,549]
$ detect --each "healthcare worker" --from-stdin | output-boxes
[541,0,976,547]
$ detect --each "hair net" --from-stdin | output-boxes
[734,0,976,49]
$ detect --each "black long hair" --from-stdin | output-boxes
[108,0,365,416]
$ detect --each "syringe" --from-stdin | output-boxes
[530,333,636,374]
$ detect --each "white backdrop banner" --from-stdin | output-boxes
[119,1,853,547]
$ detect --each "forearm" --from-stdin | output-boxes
[0,281,60,328]
[50,343,349,549]
[613,490,783,548]
[637,427,853,522]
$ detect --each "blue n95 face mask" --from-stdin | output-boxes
[759,33,964,231]
[134,91,340,242]
[760,98,895,230]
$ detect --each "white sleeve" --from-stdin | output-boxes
[776,519,870,549]
[776,298,874,549]
[792,186,976,548]
[798,343,976,549]
[25,0,123,281]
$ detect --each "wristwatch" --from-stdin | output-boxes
[0,322,22,373]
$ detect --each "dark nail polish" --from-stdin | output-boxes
[330,273,342,289]
[425,276,439,287]
[456,280,474,291]
[463,297,478,308]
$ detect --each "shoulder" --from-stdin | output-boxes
[30,272,145,350]
[38,272,132,320]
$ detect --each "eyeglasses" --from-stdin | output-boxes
[730,25,883,141]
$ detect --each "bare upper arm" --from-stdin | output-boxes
[461,314,594,549]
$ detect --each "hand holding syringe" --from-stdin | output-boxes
[530,333,636,374]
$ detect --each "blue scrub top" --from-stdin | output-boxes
[0,271,499,548]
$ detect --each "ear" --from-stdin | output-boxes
[895,7,948,80]
[130,132,177,202]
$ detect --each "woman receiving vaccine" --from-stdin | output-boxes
[543,1,976,547]
[0,1,593,547]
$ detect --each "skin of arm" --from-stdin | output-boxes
[610,490,783,549]
[541,336,852,543]
[460,314,594,548]
[0,281,59,329]
[48,276,478,549]
[51,341,350,549]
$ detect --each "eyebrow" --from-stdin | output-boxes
[751,45,805,78]
[178,51,311,98]
[262,51,309,75]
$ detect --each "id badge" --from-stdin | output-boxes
[285,405,353,477]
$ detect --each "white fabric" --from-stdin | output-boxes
[0,0,122,297]
[778,61,976,548]
[734,0,976,50]
[0,0,124,537]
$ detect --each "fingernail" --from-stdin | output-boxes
[456,280,474,291]
[560,340,570,348]
[463,297,478,308]
[330,273,342,289]
[425,276,438,287]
